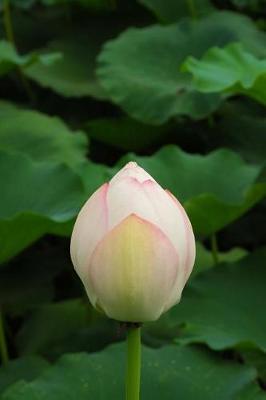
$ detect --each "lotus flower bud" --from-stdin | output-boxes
[70,162,195,322]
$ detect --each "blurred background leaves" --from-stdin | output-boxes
[0,0,265,398]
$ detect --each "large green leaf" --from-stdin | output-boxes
[138,0,214,23]
[97,12,266,124]
[16,299,90,355]
[148,249,266,352]
[0,215,73,265]
[16,299,118,358]
[0,40,60,76]
[117,146,266,235]
[0,243,67,312]
[0,357,49,395]
[182,42,266,105]
[25,35,107,99]
[240,348,266,385]
[235,384,266,400]
[2,344,264,400]
[0,151,85,263]
[0,152,84,221]
[0,104,90,262]
[0,102,88,168]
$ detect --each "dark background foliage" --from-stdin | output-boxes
[0,0,265,398]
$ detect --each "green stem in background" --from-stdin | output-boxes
[186,0,197,19]
[211,233,219,265]
[126,326,141,400]
[2,0,36,103]
[0,309,9,366]
[17,69,36,103]
[3,0,15,44]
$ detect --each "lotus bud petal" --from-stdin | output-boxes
[70,162,195,322]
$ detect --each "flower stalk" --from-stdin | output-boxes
[3,0,15,44]
[126,325,141,400]
[0,308,9,366]
[3,0,36,103]
[211,233,219,265]
[186,0,197,19]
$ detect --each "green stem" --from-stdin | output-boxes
[186,0,197,19]
[17,69,36,103]
[3,0,15,44]
[0,309,9,366]
[3,0,36,103]
[211,234,219,265]
[126,326,141,400]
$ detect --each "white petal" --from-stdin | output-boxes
[107,176,159,231]
[87,214,179,322]
[70,183,109,286]
[107,177,194,285]
[162,190,196,310]
[110,161,155,184]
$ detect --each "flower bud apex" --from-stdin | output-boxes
[70,162,195,322]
